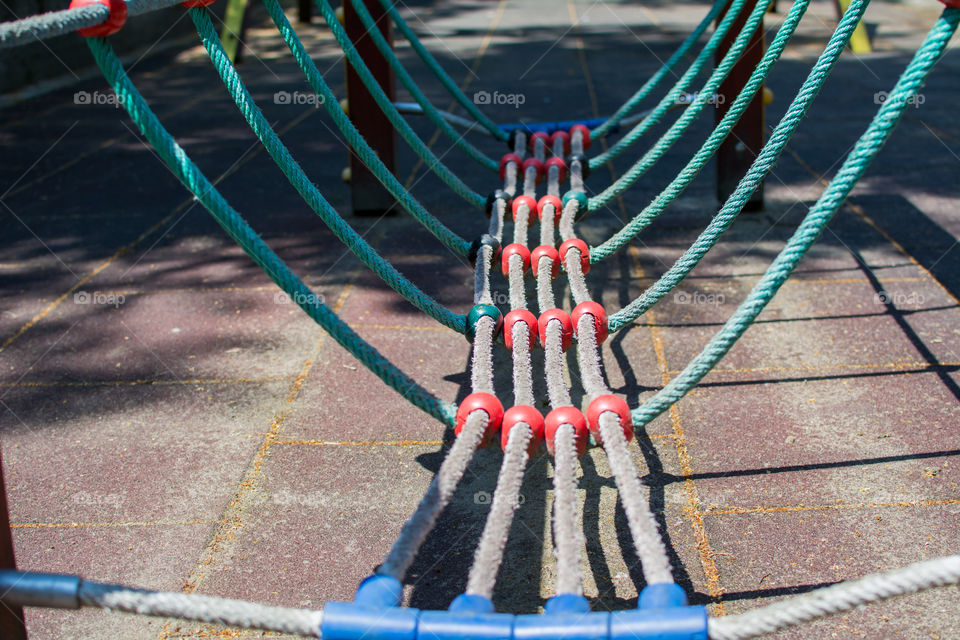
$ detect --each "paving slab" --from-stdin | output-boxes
[1,0,959,639]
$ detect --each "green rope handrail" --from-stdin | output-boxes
[376,0,507,140]
[190,8,466,334]
[629,6,959,426]
[590,0,731,139]
[587,0,755,171]
[260,0,471,258]
[589,0,808,252]
[82,35,459,426]
[605,0,867,332]
[315,0,487,209]
[347,0,497,172]
[588,0,776,208]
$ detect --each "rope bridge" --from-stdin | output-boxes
[1,0,959,637]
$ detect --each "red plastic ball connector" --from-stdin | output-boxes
[537,195,563,222]
[538,308,573,351]
[545,157,567,184]
[501,405,545,456]
[571,301,609,344]
[939,0,960,7]
[456,392,504,446]
[70,0,127,37]
[529,131,551,153]
[511,195,539,223]
[545,406,589,457]
[522,157,544,183]
[181,0,217,7]
[531,245,560,280]
[550,130,571,155]
[503,309,538,351]
[499,153,523,180]
[500,243,531,276]
[559,238,590,275]
[586,394,633,445]
[570,124,592,150]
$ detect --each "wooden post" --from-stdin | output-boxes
[343,0,397,216]
[298,0,312,23]
[715,3,766,211]
[0,443,28,640]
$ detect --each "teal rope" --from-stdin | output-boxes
[376,0,506,140]
[591,0,809,253]
[590,0,730,139]
[588,0,778,205]
[314,0,486,209]
[606,0,867,332]
[83,36,458,426]
[630,7,959,427]
[347,0,497,172]
[189,8,465,334]
[261,0,470,258]
[588,0,755,171]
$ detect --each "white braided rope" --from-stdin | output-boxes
[379,410,489,579]
[575,315,609,398]
[548,165,560,197]
[534,136,547,162]
[565,249,591,306]
[377,137,522,579]
[524,165,538,198]
[78,583,322,637]
[598,412,673,585]
[552,423,585,595]
[708,555,960,640]
[509,254,527,310]
[465,425,533,598]
[540,204,556,247]
[536,258,556,312]
[571,129,584,156]
[543,321,572,407]
[511,320,535,407]
[552,137,565,158]
[570,157,585,193]
[559,199,578,242]
[513,201,530,245]
[470,315,497,394]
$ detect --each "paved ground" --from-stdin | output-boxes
[1,0,959,638]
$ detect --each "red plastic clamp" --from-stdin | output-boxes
[511,195,539,223]
[501,243,531,276]
[538,308,573,351]
[456,392,504,445]
[570,124,592,150]
[571,301,608,344]
[586,394,633,445]
[559,238,590,274]
[550,130,571,155]
[529,131,551,153]
[70,0,126,37]
[545,157,567,184]
[522,157,544,183]
[501,405,545,456]
[545,406,589,457]
[531,245,560,280]
[499,153,523,180]
[503,309,538,351]
[537,195,563,221]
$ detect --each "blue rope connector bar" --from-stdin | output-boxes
[322,575,707,640]
[498,118,614,137]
